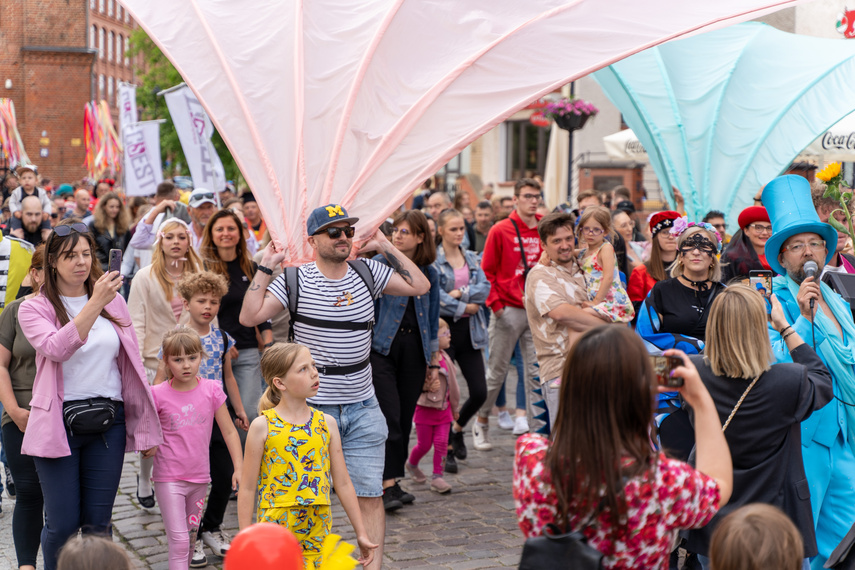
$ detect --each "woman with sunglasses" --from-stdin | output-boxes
[369,209,440,511]
[87,191,131,272]
[200,209,272,424]
[636,220,726,463]
[720,206,773,283]
[17,222,161,570]
[127,218,204,509]
[0,246,45,570]
[434,208,490,473]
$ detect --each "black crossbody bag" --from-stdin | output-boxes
[518,522,604,569]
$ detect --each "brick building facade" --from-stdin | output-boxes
[0,0,136,185]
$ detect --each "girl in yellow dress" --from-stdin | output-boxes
[238,343,376,569]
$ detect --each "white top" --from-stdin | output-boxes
[267,259,393,405]
[60,294,123,402]
[821,261,847,279]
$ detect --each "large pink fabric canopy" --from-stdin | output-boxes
[121,0,807,264]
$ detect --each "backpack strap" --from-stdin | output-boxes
[285,266,299,342]
[347,259,375,298]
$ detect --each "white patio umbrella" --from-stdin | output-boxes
[604,129,649,162]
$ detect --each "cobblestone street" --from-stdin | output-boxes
[0,414,524,569]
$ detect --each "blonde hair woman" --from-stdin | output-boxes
[127,218,202,509]
[683,286,831,567]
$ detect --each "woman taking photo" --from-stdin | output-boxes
[0,246,45,570]
[720,206,772,283]
[613,209,647,271]
[627,211,680,313]
[434,209,490,470]
[514,325,732,569]
[127,218,203,508]
[87,191,131,272]
[370,210,439,511]
[683,286,832,568]
[200,209,272,423]
[18,222,161,570]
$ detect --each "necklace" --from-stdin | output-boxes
[680,275,710,292]
[165,269,182,279]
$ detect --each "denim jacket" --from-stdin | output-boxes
[371,256,439,362]
[433,245,490,350]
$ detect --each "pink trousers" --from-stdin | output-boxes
[408,422,450,476]
[154,480,208,570]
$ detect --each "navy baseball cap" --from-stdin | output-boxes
[307,204,359,235]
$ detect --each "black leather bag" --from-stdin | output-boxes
[518,523,604,569]
[62,398,118,436]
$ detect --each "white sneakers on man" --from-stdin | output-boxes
[497,410,514,430]
[512,415,530,436]
[472,420,493,451]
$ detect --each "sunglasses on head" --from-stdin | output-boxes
[314,226,355,239]
[53,223,89,237]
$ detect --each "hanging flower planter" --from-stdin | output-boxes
[544,97,598,132]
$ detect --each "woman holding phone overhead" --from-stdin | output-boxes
[18,222,162,570]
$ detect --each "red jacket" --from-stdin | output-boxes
[481,210,542,312]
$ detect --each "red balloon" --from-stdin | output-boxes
[224,523,304,570]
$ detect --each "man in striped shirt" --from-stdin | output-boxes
[240,204,429,569]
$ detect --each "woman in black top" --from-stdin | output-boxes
[87,191,131,271]
[200,209,272,422]
[682,286,832,565]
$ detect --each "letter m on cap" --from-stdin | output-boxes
[325,205,344,218]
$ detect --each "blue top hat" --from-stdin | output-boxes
[762,174,837,276]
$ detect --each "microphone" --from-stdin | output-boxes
[804,260,818,312]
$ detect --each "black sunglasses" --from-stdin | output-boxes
[314,226,355,239]
[53,223,89,236]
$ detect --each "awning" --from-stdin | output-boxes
[604,129,648,162]
[803,111,855,161]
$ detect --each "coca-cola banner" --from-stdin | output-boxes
[804,112,855,160]
[604,128,648,162]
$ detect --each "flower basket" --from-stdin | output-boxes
[543,97,598,132]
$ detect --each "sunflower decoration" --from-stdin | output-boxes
[818,161,855,243]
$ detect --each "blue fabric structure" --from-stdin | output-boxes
[593,22,855,227]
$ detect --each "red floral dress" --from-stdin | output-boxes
[514,434,720,569]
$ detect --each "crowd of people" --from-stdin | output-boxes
[0,162,852,570]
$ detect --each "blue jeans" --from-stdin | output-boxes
[34,405,127,570]
[231,347,262,424]
[496,341,526,410]
[313,396,388,497]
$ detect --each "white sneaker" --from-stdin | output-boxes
[471,420,493,451]
[201,528,231,556]
[497,410,514,430]
[512,415,530,435]
[190,539,207,567]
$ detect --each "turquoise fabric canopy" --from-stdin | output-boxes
[593,22,855,226]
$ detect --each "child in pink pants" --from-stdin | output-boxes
[406,318,460,494]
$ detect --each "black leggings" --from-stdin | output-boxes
[200,420,234,533]
[2,421,44,567]
[371,331,427,481]
[443,317,487,428]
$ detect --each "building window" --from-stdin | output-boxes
[90,0,95,9]
[108,77,114,104]
[98,28,105,59]
[99,74,105,100]
[98,0,104,13]
[505,119,551,180]
[125,10,130,23]
[108,0,113,17]
[124,37,130,66]
[117,5,122,20]
[108,32,114,62]
[90,25,96,49]
[117,34,123,64]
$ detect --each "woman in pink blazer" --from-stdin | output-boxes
[18,222,162,570]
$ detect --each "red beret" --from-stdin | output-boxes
[648,210,681,236]
[738,206,770,229]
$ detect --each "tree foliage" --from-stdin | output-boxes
[127,29,242,187]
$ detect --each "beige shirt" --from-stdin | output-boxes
[524,260,588,384]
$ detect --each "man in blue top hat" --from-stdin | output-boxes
[764,174,855,569]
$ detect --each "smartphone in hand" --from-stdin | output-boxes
[108,249,123,274]
[650,355,684,387]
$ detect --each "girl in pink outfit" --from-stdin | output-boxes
[406,318,460,494]
[151,327,243,570]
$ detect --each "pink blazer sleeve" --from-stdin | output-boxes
[18,298,87,361]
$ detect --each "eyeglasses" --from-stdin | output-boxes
[580,227,604,235]
[438,331,451,338]
[50,213,58,219]
[748,223,772,234]
[518,193,542,201]
[314,226,355,239]
[189,192,216,206]
[391,227,412,236]
[711,223,726,231]
[53,223,89,236]
[782,240,825,254]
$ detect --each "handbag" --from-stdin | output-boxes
[721,374,761,432]
[62,398,118,437]
[518,523,604,570]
